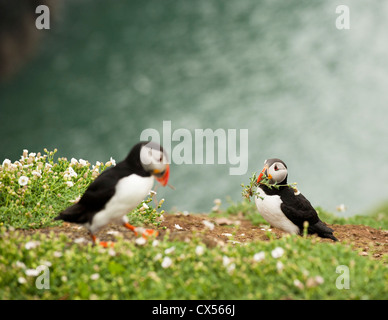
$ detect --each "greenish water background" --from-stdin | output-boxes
[1,0,387,215]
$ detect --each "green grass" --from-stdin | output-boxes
[1,228,387,300]
[1,150,387,300]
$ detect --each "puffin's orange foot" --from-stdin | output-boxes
[99,241,115,248]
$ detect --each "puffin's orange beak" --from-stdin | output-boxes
[155,165,170,186]
[257,165,268,183]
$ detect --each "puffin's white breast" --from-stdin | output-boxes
[88,174,154,233]
[255,188,300,234]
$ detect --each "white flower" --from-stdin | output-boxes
[174,224,183,230]
[18,277,27,284]
[25,268,39,277]
[66,181,74,187]
[135,237,146,245]
[2,159,11,167]
[152,239,159,247]
[336,204,347,212]
[70,158,78,165]
[271,247,285,259]
[165,246,175,254]
[61,276,68,282]
[202,220,215,230]
[31,170,42,178]
[110,157,116,166]
[53,251,62,258]
[108,248,116,257]
[276,261,284,271]
[195,245,205,256]
[16,261,26,269]
[74,237,86,244]
[141,203,149,210]
[149,190,157,196]
[29,152,36,158]
[154,253,163,261]
[68,166,77,178]
[90,273,100,280]
[183,211,190,216]
[25,241,40,250]
[294,279,304,289]
[227,263,236,273]
[18,176,29,186]
[253,251,265,262]
[222,256,231,267]
[79,159,87,166]
[161,256,172,268]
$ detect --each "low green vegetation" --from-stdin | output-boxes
[0,150,387,300]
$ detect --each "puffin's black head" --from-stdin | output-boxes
[257,158,288,185]
[125,141,170,186]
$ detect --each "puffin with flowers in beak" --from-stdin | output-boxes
[255,158,338,241]
[55,141,170,247]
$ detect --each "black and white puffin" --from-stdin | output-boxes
[255,158,338,241]
[55,141,170,246]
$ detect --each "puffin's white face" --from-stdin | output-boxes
[257,159,288,185]
[266,161,288,184]
[140,145,170,186]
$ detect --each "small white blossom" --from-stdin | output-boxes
[222,256,231,267]
[18,277,27,284]
[227,263,236,273]
[16,261,26,269]
[90,273,100,280]
[276,261,284,271]
[31,170,42,178]
[152,239,159,247]
[154,253,163,261]
[18,176,29,186]
[74,237,86,244]
[79,159,87,166]
[253,251,265,262]
[70,158,78,165]
[110,157,116,166]
[161,256,172,268]
[135,237,146,245]
[66,181,74,187]
[271,247,285,259]
[165,246,175,254]
[174,224,183,230]
[294,279,304,289]
[141,203,149,210]
[53,251,62,258]
[25,241,40,250]
[2,159,11,167]
[195,245,205,256]
[68,166,77,178]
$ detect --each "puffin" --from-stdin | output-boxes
[55,141,170,247]
[255,158,338,241]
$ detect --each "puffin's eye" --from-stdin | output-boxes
[274,165,279,171]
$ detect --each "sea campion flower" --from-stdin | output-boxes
[161,256,172,268]
[253,251,265,262]
[18,176,29,186]
[271,247,285,259]
[195,245,205,256]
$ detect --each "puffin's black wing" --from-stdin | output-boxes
[55,163,129,223]
[280,190,320,230]
[280,189,338,241]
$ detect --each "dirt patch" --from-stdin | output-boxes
[13,213,388,260]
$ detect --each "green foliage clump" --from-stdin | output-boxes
[0,149,163,229]
[0,228,386,300]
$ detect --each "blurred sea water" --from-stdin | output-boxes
[1,0,387,215]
